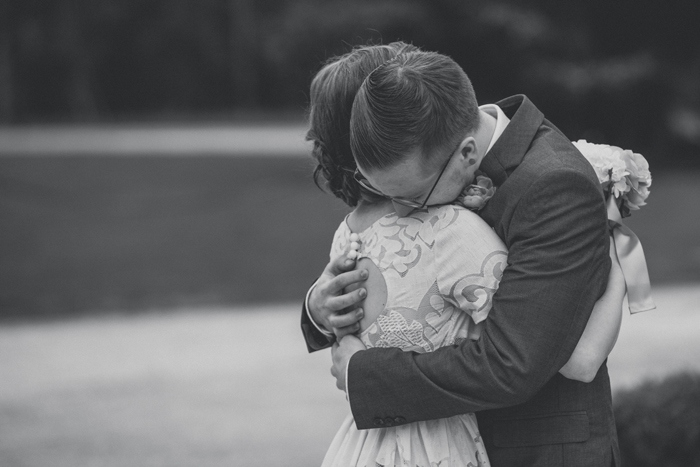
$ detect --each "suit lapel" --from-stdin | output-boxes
[479,95,544,229]
[480,95,544,186]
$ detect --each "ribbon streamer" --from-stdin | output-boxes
[606,196,656,313]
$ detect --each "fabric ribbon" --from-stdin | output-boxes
[606,195,656,313]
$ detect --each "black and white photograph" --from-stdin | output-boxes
[1,1,699,466]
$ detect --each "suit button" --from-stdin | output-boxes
[394,416,406,424]
[384,417,395,427]
[373,417,385,427]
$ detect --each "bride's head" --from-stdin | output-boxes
[308,42,419,207]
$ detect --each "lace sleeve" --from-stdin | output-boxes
[433,207,508,324]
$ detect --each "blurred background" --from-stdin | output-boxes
[1,0,699,465]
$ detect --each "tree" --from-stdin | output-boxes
[0,1,14,123]
[228,0,258,108]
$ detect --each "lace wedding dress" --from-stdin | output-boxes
[322,204,507,467]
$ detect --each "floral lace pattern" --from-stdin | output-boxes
[361,249,507,353]
[332,206,507,353]
[332,207,461,278]
[323,204,505,467]
[450,250,507,324]
[370,309,433,352]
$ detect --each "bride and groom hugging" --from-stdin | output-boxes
[300,42,629,467]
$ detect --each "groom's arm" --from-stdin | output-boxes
[345,169,611,429]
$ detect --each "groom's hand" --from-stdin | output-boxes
[331,335,366,391]
[308,254,368,340]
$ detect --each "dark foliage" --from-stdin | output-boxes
[1,0,700,167]
[615,372,700,467]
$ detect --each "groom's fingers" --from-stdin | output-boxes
[334,324,361,340]
[326,252,358,276]
[330,342,347,391]
[326,286,366,314]
[329,308,364,337]
[326,268,368,295]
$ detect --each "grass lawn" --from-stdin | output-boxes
[0,155,349,319]
[0,304,346,467]
[1,142,699,465]
[1,154,699,320]
[0,285,699,467]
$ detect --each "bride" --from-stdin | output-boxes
[304,42,626,467]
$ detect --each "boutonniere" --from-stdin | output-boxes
[456,174,496,211]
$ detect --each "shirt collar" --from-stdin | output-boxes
[479,103,510,154]
[478,95,545,186]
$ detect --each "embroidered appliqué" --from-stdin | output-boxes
[449,250,508,323]
[372,310,433,353]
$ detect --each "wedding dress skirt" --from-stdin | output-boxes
[322,412,489,467]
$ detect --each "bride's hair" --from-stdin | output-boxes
[307,42,419,207]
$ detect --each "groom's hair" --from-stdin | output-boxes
[350,51,480,171]
[307,41,419,206]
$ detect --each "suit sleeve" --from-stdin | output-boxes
[300,283,334,353]
[346,169,611,429]
[301,224,345,353]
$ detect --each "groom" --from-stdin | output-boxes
[301,51,619,466]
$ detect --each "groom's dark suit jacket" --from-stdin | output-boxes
[301,95,620,467]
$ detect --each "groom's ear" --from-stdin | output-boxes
[458,137,477,161]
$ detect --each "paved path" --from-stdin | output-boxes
[1,284,699,466]
[0,123,311,156]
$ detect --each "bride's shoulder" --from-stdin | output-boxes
[425,204,489,231]
[427,204,505,249]
[329,216,352,256]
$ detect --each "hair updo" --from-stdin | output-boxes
[308,42,418,207]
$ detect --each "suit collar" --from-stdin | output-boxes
[479,95,544,186]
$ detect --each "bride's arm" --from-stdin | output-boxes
[559,237,626,382]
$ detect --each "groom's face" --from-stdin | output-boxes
[361,144,477,210]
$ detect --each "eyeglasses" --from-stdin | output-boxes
[353,152,453,210]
